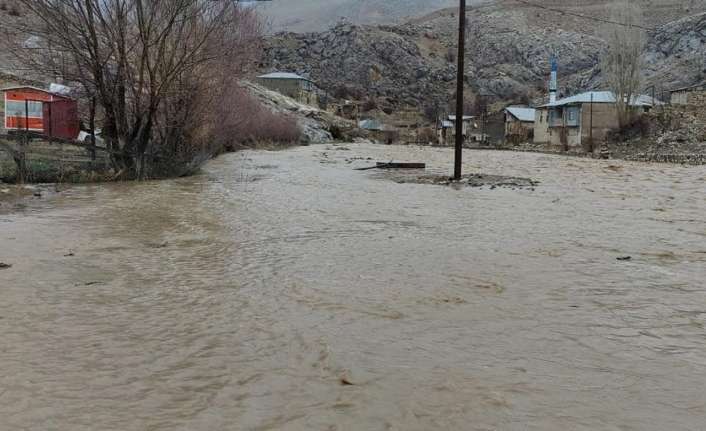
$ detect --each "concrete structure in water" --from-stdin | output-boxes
[504,106,535,144]
[256,72,319,107]
[533,91,657,152]
[670,82,706,106]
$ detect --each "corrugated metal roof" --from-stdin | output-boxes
[258,72,312,81]
[540,91,658,108]
[359,119,383,131]
[440,120,454,128]
[670,82,706,93]
[1,85,74,100]
[505,107,536,122]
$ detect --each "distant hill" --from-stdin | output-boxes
[254,0,469,33]
[256,0,705,33]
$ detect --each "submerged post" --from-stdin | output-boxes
[454,0,466,181]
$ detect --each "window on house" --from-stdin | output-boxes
[566,107,581,126]
[549,110,558,124]
[6,100,43,118]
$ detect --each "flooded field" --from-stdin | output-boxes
[1,143,705,430]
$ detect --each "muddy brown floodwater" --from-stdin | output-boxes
[1,143,705,430]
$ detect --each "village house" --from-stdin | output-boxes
[256,72,319,107]
[670,82,706,106]
[1,85,79,140]
[437,115,474,146]
[387,108,423,143]
[358,118,383,132]
[533,91,657,152]
[504,106,535,144]
[0,72,44,132]
[359,118,400,144]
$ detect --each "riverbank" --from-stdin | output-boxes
[486,107,706,165]
[0,138,309,185]
[0,79,360,185]
[457,140,706,165]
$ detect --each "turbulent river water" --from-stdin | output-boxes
[1,143,705,430]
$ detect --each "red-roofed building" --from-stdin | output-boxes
[2,86,79,140]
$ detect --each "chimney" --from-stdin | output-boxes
[549,56,558,104]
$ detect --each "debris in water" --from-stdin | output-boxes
[148,241,169,249]
[376,162,426,169]
[617,256,632,261]
[340,376,355,386]
[64,251,75,257]
[397,174,538,189]
[355,162,426,171]
[0,263,12,270]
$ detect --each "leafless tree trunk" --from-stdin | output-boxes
[602,0,646,128]
[10,0,263,179]
[0,140,27,184]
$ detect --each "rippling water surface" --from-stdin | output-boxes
[1,143,705,430]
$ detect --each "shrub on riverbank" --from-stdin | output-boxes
[215,87,301,152]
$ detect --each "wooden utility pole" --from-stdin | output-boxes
[454,0,466,180]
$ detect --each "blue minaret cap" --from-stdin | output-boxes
[549,55,558,97]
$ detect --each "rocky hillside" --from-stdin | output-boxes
[645,13,706,89]
[241,80,358,143]
[262,1,706,112]
[264,23,458,114]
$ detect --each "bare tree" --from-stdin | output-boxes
[10,0,262,178]
[602,0,646,128]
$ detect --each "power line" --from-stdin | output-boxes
[510,0,660,33]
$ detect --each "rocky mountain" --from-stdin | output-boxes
[262,1,706,113]
[264,22,459,115]
[645,13,706,90]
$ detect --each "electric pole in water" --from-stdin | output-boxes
[454,0,466,180]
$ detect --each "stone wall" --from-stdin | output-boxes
[686,90,706,108]
[661,103,706,126]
